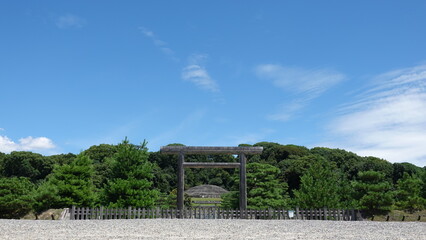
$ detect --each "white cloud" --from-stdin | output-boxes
[0,136,16,153]
[0,128,4,131]
[139,27,179,61]
[0,136,56,153]
[56,14,86,28]
[256,64,345,121]
[326,65,426,166]
[182,65,219,92]
[182,54,219,92]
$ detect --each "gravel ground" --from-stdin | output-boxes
[0,219,425,240]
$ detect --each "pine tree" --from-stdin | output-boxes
[221,163,290,210]
[395,172,425,212]
[0,177,35,218]
[293,158,342,209]
[102,139,159,208]
[247,162,290,209]
[34,153,96,210]
[352,171,393,214]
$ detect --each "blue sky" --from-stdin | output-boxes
[1,1,426,167]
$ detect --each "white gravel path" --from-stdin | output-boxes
[0,219,425,240]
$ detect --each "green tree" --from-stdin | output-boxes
[394,172,425,212]
[352,171,394,214]
[0,177,35,218]
[293,158,342,209]
[278,154,317,196]
[221,163,290,209]
[251,142,309,165]
[102,139,159,208]
[32,180,60,216]
[392,162,425,184]
[2,151,54,183]
[160,189,191,209]
[148,151,179,194]
[0,152,5,177]
[35,153,96,209]
[247,162,289,209]
[221,191,239,209]
[422,169,426,199]
[83,144,118,163]
[47,153,76,166]
[83,144,119,188]
[355,157,394,183]
[310,147,361,179]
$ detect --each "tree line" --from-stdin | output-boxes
[0,139,425,219]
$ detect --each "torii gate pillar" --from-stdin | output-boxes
[239,153,247,211]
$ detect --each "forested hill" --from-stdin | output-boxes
[1,140,425,219]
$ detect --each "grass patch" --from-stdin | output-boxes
[191,197,222,207]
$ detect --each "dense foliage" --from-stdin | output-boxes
[0,140,425,218]
[293,158,342,209]
[246,163,290,209]
[0,177,35,218]
[352,171,394,213]
[101,139,159,208]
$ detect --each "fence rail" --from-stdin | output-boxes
[70,206,360,221]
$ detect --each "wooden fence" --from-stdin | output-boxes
[70,206,360,221]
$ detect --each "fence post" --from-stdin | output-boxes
[295,207,299,220]
[76,206,80,220]
[322,208,325,220]
[70,206,75,220]
[99,206,103,220]
[85,207,88,220]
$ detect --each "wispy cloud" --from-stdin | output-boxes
[266,100,305,121]
[56,14,86,29]
[139,27,179,61]
[182,54,219,92]
[0,135,56,154]
[256,64,345,98]
[139,28,219,94]
[256,64,345,121]
[325,65,426,166]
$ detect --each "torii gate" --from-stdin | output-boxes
[160,146,263,215]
